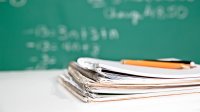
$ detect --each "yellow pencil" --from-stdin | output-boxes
[121,60,191,69]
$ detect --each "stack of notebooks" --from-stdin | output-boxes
[58,57,200,102]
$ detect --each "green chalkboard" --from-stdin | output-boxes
[0,0,200,70]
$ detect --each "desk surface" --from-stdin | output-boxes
[0,70,200,112]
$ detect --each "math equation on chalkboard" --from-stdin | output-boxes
[0,0,199,70]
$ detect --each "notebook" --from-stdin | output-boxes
[77,57,200,79]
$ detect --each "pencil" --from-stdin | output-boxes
[121,60,191,69]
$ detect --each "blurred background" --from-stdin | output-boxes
[0,0,200,70]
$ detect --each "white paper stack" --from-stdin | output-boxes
[58,57,200,102]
